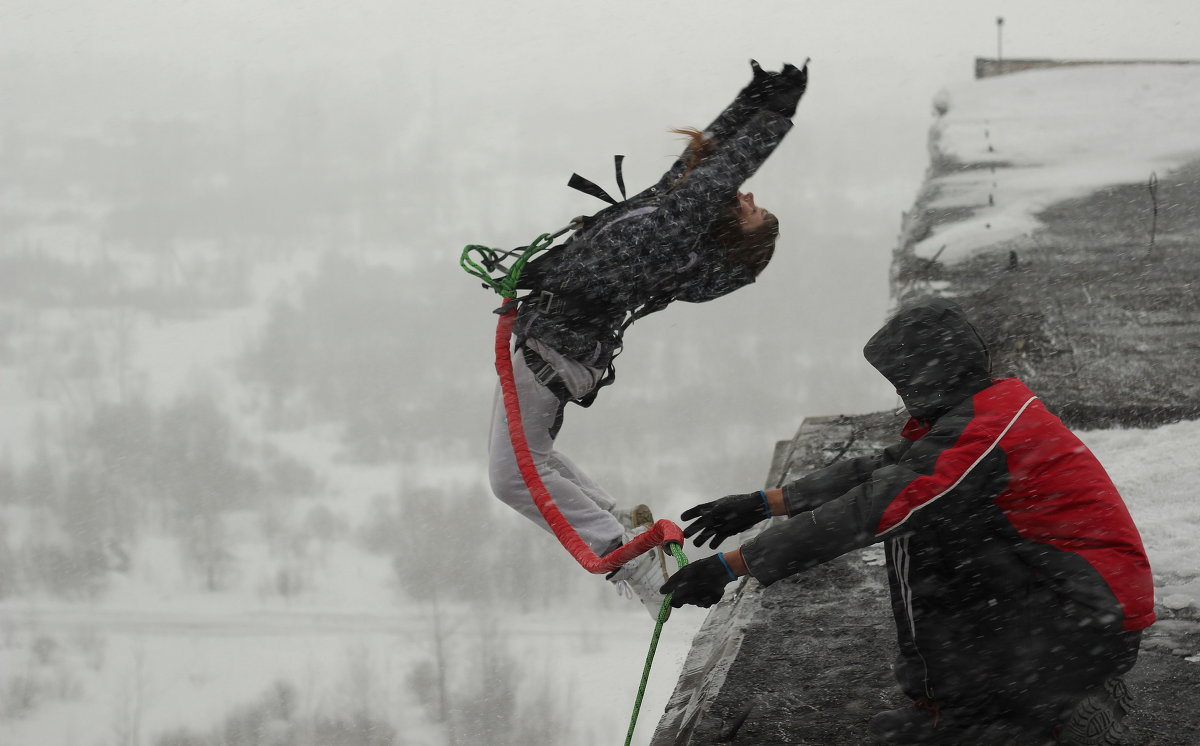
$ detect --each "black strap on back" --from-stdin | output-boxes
[621,295,671,335]
[521,154,637,411]
[567,154,627,206]
[613,154,626,201]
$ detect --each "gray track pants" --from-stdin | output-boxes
[488,343,624,554]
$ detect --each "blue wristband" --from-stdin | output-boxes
[757,490,771,518]
[715,552,738,581]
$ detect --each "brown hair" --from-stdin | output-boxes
[670,128,779,276]
[669,127,716,178]
[712,210,779,276]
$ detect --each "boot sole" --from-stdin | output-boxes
[1060,677,1134,746]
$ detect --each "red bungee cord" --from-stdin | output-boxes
[493,298,684,574]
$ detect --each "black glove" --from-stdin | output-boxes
[759,59,809,118]
[681,491,771,549]
[662,554,737,608]
[739,59,780,108]
[747,59,773,91]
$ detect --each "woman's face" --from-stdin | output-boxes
[735,191,772,232]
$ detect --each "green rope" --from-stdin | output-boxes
[624,543,690,746]
[459,230,561,299]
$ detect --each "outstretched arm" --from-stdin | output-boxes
[705,60,808,140]
[653,60,807,194]
[740,405,1008,587]
[651,61,806,240]
[677,440,913,551]
[701,60,775,141]
[664,435,940,609]
[781,439,914,514]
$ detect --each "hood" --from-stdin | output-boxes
[863,298,992,423]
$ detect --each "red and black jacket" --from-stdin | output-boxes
[740,300,1155,634]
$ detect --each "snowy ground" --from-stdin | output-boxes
[0,595,704,746]
[917,64,1200,263]
[0,466,708,746]
[1080,418,1200,624]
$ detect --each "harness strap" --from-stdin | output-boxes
[567,172,618,206]
[522,346,572,394]
[517,290,665,410]
[623,295,672,332]
[520,346,571,438]
[613,154,627,201]
[567,154,628,206]
[525,288,621,323]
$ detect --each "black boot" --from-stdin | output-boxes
[1057,677,1134,746]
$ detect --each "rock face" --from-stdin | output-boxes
[653,65,1200,745]
[652,415,907,746]
[893,65,1200,430]
[895,157,1200,431]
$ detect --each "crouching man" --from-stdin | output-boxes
[664,299,1155,745]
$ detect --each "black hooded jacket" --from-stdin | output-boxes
[739,300,1154,637]
[863,297,993,424]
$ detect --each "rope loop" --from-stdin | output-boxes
[459,222,577,299]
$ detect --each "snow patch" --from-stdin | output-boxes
[917,65,1200,263]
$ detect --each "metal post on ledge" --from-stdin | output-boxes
[997,17,1005,75]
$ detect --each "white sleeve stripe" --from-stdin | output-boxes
[891,534,935,698]
[876,396,1038,537]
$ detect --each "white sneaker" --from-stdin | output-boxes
[609,505,671,583]
[611,503,655,532]
[608,528,670,620]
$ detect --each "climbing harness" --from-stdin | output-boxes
[461,225,692,744]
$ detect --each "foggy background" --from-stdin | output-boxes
[7,0,1199,496]
[2,2,1199,744]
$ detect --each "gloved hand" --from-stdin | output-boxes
[747,59,774,91]
[681,491,772,549]
[737,59,776,107]
[758,59,809,118]
[662,554,738,608]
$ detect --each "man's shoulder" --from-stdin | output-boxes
[975,377,1039,409]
